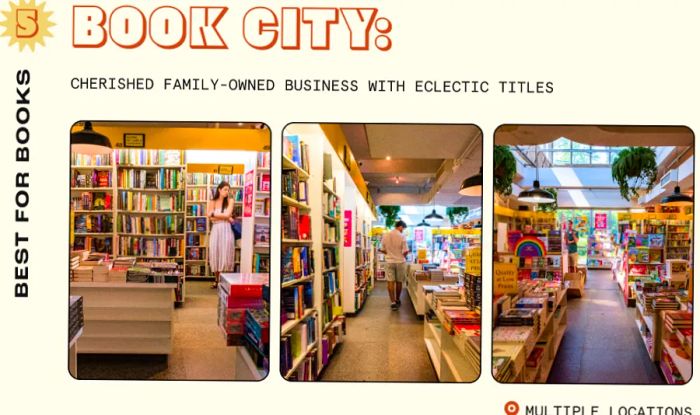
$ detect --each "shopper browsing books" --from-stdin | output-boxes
[207,181,236,288]
[379,220,409,311]
[566,220,579,272]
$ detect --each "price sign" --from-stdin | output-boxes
[494,262,518,295]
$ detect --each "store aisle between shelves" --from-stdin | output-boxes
[548,270,664,384]
[320,281,437,382]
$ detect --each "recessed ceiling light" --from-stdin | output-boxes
[385,156,391,160]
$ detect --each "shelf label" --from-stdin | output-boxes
[344,210,352,247]
[494,262,518,295]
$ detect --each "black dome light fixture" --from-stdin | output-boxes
[459,166,482,196]
[517,148,555,204]
[71,121,112,155]
[423,202,444,225]
[661,171,693,207]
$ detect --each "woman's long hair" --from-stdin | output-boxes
[212,181,230,212]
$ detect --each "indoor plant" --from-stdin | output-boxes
[378,206,401,227]
[494,145,517,196]
[536,188,558,212]
[446,207,470,225]
[611,147,657,201]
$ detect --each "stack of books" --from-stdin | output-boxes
[244,308,270,370]
[69,295,84,344]
[492,356,514,383]
[92,265,109,282]
[218,273,269,346]
[72,266,93,282]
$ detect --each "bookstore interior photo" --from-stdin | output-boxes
[491,125,694,384]
[281,123,482,382]
[69,121,271,380]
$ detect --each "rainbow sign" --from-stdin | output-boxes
[514,236,547,257]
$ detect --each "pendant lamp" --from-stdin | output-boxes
[71,121,112,155]
[661,173,693,207]
[459,167,482,196]
[424,206,444,225]
[416,219,431,227]
[518,149,555,204]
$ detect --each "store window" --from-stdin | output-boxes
[535,137,624,167]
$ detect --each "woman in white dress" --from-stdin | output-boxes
[207,181,235,288]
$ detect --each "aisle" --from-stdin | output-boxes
[320,281,438,382]
[77,281,236,380]
[548,270,664,384]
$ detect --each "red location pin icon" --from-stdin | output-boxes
[504,401,520,415]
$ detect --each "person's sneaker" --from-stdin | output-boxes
[396,299,401,306]
[390,302,399,310]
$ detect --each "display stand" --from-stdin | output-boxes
[493,285,568,383]
[422,286,480,382]
[70,282,176,354]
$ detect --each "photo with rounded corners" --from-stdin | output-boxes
[68,120,271,381]
[492,124,694,385]
[280,122,483,382]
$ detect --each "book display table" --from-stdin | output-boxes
[70,282,176,354]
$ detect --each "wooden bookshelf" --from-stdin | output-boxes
[115,150,186,304]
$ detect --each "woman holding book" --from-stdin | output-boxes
[208,181,235,288]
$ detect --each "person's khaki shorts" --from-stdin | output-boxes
[384,262,407,283]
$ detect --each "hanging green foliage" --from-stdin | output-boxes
[378,206,401,227]
[611,147,657,201]
[446,207,470,225]
[536,188,558,212]
[494,145,517,196]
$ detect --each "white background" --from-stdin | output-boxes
[0,1,698,413]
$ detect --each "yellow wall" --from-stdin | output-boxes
[71,124,269,151]
[319,123,376,214]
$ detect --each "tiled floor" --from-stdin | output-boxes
[320,281,438,382]
[548,270,664,384]
[77,280,237,380]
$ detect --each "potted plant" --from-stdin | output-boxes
[494,145,517,196]
[378,206,401,227]
[446,207,470,225]
[536,188,558,212]
[611,147,657,201]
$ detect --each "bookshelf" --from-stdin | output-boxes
[280,135,319,379]
[70,153,116,256]
[586,229,614,269]
[115,149,186,304]
[493,284,568,383]
[665,220,692,261]
[241,151,271,274]
[184,172,244,279]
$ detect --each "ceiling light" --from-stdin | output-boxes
[416,219,431,227]
[661,185,693,206]
[459,167,482,196]
[386,156,391,160]
[424,208,444,225]
[517,181,556,204]
[517,148,555,204]
[395,176,400,184]
[661,169,693,207]
[70,121,112,155]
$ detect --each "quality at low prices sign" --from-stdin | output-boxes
[494,262,518,295]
